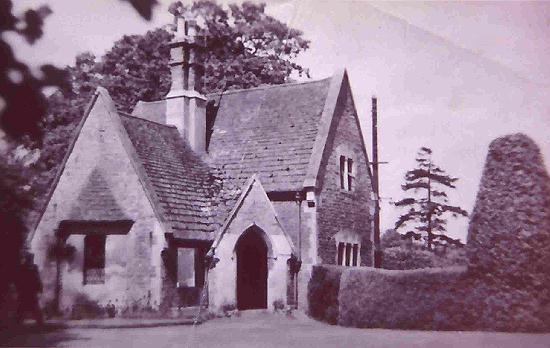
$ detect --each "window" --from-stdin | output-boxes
[340,156,346,189]
[352,244,358,266]
[339,155,355,191]
[84,235,106,284]
[177,247,207,288]
[345,243,351,266]
[337,243,345,265]
[337,242,360,267]
[347,159,354,191]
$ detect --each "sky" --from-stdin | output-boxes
[8,0,550,241]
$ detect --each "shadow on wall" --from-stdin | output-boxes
[308,133,550,332]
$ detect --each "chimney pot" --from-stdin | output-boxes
[164,14,207,154]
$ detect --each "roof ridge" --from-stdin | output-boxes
[119,112,176,129]
[135,99,165,105]
[207,76,332,97]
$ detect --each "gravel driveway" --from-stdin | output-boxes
[3,311,550,348]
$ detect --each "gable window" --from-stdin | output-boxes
[339,155,355,191]
[84,235,106,284]
[340,156,346,189]
[337,242,360,267]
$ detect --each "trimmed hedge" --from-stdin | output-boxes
[308,264,550,332]
[338,266,478,330]
[467,134,550,322]
[307,265,344,324]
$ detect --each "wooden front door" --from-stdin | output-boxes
[236,229,268,310]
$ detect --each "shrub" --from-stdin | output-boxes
[380,229,403,249]
[338,266,467,330]
[272,299,285,312]
[381,246,434,270]
[307,265,344,324]
[382,243,467,270]
[70,293,105,320]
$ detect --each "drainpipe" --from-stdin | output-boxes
[294,191,303,309]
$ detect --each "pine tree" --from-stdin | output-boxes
[394,147,467,250]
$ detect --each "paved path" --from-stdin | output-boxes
[2,311,550,347]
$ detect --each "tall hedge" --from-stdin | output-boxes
[307,265,344,324]
[468,133,550,280]
[467,133,550,330]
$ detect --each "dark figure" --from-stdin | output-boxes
[15,253,44,325]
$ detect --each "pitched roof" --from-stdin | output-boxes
[206,78,332,193]
[119,113,218,240]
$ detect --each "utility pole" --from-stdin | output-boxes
[371,96,382,268]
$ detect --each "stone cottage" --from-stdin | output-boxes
[30,17,374,312]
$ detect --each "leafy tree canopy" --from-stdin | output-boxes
[0,0,69,144]
[394,147,467,250]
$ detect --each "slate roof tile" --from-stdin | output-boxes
[207,77,331,193]
[119,114,219,240]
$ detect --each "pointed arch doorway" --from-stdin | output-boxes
[235,227,268,310]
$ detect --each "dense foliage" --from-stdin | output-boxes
[308,265,344,325]
[338,266,469,330]
[0,0,67,306]
[394,147,467,249]
[380,229,466,270]
[467,134,550,330]
[310,263,550,332]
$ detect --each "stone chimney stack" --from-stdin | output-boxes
[165,15,206,153]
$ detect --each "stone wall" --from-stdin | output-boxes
[316,86,373,266]
[31,91,166,312]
